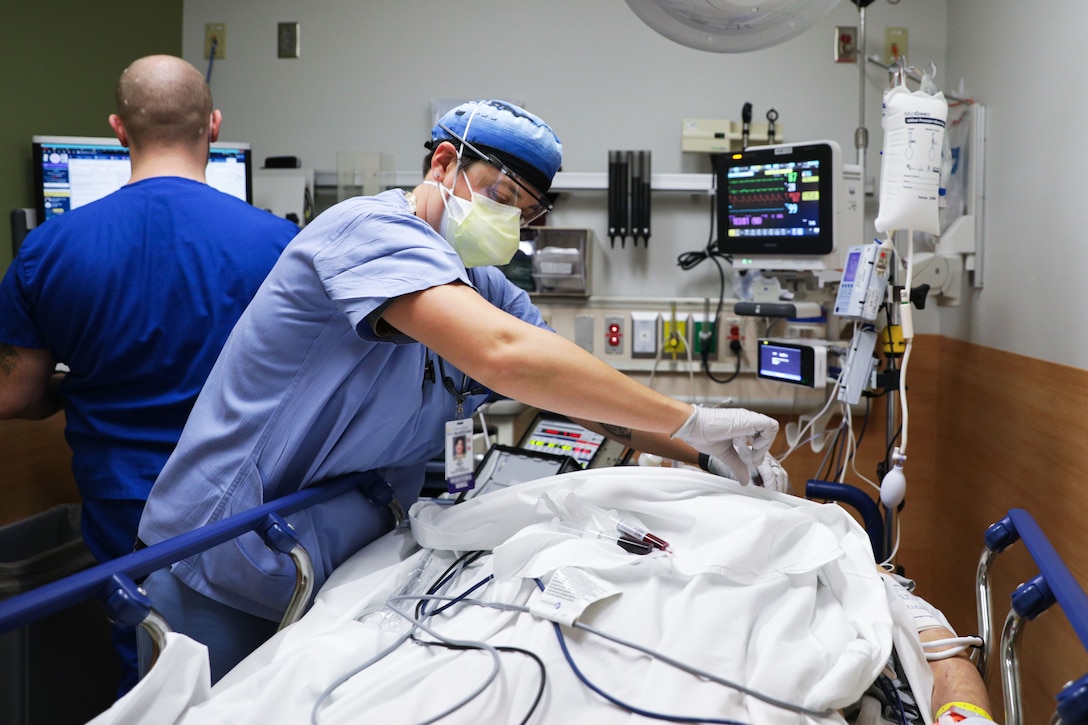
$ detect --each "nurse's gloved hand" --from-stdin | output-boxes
[672,405,779,468]
[700,451,789,492]
[700,453,746,482]
[755,453,789,493]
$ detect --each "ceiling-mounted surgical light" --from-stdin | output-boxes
[624,0,841,53]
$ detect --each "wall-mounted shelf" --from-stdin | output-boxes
[315,170,715,194]
[550,172,713,193]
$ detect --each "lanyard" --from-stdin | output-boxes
[433,354,487,418]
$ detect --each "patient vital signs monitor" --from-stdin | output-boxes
[518,413,626,469]
[714,140,861,272]
[32,135,254,224]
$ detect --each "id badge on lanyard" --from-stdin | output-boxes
[444,418,474,493]
[437,355,482,494]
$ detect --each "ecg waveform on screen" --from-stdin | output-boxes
[726,164,820,235]
[729,178,801,208]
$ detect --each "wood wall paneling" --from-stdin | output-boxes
[934,338,1088,722]
[0,414,77,527]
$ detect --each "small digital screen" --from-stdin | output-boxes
[519,416,606,469]
[33,136,252,223]
[759,342,804,383]
[840,248,861,283]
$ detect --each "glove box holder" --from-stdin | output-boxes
[502,228,592,299]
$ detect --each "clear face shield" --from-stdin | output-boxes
[437,122,553,227]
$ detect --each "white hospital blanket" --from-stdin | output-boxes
[92,467,932,724]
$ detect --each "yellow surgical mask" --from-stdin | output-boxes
[427,174,521,268]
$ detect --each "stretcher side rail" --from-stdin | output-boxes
[979,508,1088,725]
[805,479,886,561]
[0,470,387,641]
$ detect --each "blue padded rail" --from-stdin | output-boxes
[1005,509,1088,642]
[0,471,383,635]
[999,508,1088,724]
[805,479,885,561]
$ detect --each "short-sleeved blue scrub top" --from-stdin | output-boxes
[139,189,549,620]
[0,177,298,505]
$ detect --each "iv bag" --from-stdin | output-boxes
[874,84,949,235]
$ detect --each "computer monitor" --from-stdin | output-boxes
[32,135,254,224]
[714,140,859,272]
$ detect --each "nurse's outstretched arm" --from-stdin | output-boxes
[385,282,781,478]
[384,282,694,437]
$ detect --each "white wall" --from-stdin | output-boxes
[181,0,949,304]
[944,0,1088,368]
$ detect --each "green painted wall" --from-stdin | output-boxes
[1,2,184,272]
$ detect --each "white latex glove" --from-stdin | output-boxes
[702,455,741,481]
[703,452,789,492]
[673,405,779,483]
[755,453,789,493]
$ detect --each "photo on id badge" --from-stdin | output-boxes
[445,419,474,492]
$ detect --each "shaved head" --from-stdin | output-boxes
[115,55,212,149]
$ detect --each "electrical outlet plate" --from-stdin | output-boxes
[278,22,300,59]
[662,315,690,358]
[692,314,718,360]
[631,312,658,359]
[204,23,226,60]
[604,316,624,356]
[574,314,594,353]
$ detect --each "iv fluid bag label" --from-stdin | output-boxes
[874,84,949,235]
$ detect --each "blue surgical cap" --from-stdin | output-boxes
[430,100,563,194]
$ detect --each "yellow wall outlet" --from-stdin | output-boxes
[662,317,690,358]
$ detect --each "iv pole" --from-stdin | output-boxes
[850,0,902,564]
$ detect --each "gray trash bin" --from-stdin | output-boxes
[0,504,119,724]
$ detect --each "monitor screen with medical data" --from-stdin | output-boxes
[518,415,608,469]
[714,142,836,258]
[32,136,253,224]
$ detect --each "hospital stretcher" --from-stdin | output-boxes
[14,467,924,724]
[0,469,1086,724]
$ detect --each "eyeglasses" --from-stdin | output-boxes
[438,123,553,226]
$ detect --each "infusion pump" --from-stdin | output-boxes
[833,242,892,321]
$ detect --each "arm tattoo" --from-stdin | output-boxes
[0,343,17,376]
[600,423,633,442]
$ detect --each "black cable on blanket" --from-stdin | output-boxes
[532,578,835,724]
[410,550,546,725]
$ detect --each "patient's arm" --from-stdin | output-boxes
[921,627,994,723]
[877,569,994,723]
